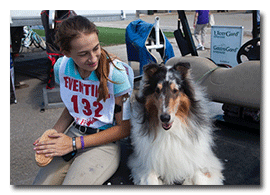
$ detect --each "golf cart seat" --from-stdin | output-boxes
[166,56,260,109]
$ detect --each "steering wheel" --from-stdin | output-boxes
[237,37,260,64]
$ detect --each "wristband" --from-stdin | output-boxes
[80,136,85,150]
[72,137,77,151]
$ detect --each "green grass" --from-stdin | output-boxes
[163,31,174,38]
[97,27,126,46]
[33,27,175,47]
[32,29,45,37]
[98,27,174,46]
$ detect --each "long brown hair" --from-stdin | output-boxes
[55,15,121,102]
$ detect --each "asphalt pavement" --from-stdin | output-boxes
[10,11,259,185]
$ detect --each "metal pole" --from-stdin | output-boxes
[252,10,258,39]
[154,16,161,47]
[178,10,198,56]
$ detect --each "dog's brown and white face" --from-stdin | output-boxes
[142,63,192,131]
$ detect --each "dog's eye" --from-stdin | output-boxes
[173,88,178,94]
[155,88,161,94]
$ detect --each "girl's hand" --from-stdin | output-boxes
[33,133,73,157]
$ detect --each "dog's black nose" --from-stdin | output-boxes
[160,114,171,123]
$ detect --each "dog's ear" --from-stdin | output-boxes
[173,62,190,78]
[143,63,159,79]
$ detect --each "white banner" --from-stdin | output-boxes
[210,26,243,67]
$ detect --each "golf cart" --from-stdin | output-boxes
[171,10,260,128]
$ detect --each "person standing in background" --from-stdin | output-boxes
[193,10,209,50]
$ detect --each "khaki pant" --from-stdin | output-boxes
[33,125,120,185]
[194,23,208,45]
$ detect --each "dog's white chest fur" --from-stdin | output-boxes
[129,117,218,185]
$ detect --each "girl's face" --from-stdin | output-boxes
[64,33,101,74]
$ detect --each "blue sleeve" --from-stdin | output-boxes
[54,57,63,84]
[112,61,132,97]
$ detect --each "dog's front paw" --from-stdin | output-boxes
[192,170,224,185]
[145,172,163,185]
[136,171,163,185]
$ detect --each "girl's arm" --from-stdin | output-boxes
[75,94,131,149]
[53,107,74,133]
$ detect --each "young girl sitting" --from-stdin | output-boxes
[33,15,132,185]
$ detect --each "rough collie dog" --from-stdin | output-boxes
[128,62,224,185]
